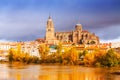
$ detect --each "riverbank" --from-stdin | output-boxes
[6,44,120,67]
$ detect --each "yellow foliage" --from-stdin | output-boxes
[38,44,49,59]
[83,49,111,66]
[8,44,39,63]
[115,52,120,58]
[70,47,79,62]
[83,53,95,65]
[62,47,79,64]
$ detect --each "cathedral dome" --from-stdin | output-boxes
[76,23,82,26]
[75,23,82,31]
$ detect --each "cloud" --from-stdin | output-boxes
[0,0,120,42]
[93,24,120,40]
[0,9,120,41]
[0,10,47,41]
[100,37,120,43]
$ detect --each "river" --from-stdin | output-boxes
[0,63,120,80]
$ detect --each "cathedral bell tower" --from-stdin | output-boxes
[45,16,56,44]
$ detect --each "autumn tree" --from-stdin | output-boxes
[83,52,95,65]
[62,47,79,65]
[38,44,50,60]
[56,42,62,56]
[8,44,39,64]
[94,49,120,67]
[8,48,14,62]
[100,49,119,67]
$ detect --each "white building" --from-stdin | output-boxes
[111,42,120,48]
[0,41,40,57]
[21,41,40,57]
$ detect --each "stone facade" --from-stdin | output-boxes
[45,16,58,44]
[45,16,99,44]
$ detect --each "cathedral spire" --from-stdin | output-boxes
[49,15,51,19]
[48,13,51,19]
[46,15,55,44]
[48,14,52,22]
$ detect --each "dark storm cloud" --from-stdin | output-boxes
[0,0,120,42]
[0,10,46,41]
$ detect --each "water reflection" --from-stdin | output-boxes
[0,64,120,80]
[38,66,105,80]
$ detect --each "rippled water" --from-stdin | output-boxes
[0,63,120,80]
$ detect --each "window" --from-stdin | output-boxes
[57,36,59,39]
[60,36,63,40]
[82,34,83,38]
[48,29,51,31]
[76,33,78,37]
[86,34,88,38]
[69,35,72,40]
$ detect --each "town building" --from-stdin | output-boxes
[0,41,40,58]
[111,42,120,48]
[111,42,120,54]
[45,16,99,45]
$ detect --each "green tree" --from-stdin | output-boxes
[8,48,14,62]
[96,49,119,67]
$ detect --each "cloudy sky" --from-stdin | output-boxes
[0,0,120,42]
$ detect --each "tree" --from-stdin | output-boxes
[62,47,79,65]
[82,50,88,56]
[8,48,14,62]
[83,52,95,65]
[95,49,119,67]
[70,47,79,63]
[56,42,62,56]
[79,50,89,61]
[38,44,49,60]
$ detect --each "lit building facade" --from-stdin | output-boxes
[45,16,99,45]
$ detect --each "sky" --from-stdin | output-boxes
[0,0,120,42]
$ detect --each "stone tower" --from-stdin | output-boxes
[45,16,56,44]
[73,24,82,44]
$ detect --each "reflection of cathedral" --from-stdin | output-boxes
[45,16,99,45]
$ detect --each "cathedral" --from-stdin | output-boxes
[45,16,99,45]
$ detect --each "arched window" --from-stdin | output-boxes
[81,34,83,38]
[90,41,96,44]
[75,33,78,37]
[48,29,51,31]
[60,36,63,40]
[86,34,88,38]
[69,35,72,40]
[57,36,59,39]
